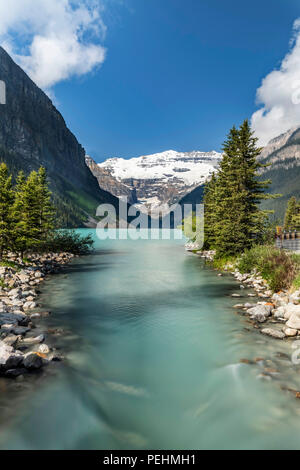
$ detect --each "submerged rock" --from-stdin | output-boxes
[5,368,27,378]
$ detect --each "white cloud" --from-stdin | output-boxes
[0,0,106,90]
[251,19,300,145]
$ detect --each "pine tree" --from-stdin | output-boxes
[12,168,55,257]
[213,125,249,256]
[36,167,55,237]
[0,163,14,258]
[284,197,299,230]
[203,173,218,249]
[11,170,28,257]
[203,120,274,257]
[293,205,300,230]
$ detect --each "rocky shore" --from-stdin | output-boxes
[0,252,75,380]
[197,249,300,341]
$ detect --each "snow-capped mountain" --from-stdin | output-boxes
[86,150,222,211]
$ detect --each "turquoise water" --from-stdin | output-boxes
[1,230,300,449]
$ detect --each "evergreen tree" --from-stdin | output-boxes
[12,168,55,257]
[293,206,300,230]
[0,163,14,258]
[203,173,218,249]
[284,197,299,230]
[203,120,274,257]
[37,167,56,236]
[11,170,28,257]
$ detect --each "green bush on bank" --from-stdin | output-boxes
[40,230,94,255]
[237,245,300,292]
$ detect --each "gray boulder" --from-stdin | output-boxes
[261,328,285,339]
[0,340,23,371]
[286,305,300,330]
[0,312,26,327]
[23,352,44,370]
[247,305,272,323]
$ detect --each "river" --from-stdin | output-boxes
[0,229,300,450]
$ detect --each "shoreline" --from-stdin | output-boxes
[0,252,76,380]
[194,249,300,340]
[187,246,300,398]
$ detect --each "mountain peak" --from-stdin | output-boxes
[87,149,222,210]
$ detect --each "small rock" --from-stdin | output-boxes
[23,301,37,310]
[20,334,45,345]
[37,344,50,354]
[30,313,41,319]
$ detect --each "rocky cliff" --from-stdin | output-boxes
[259,127,300,221]
[0,46,119,227]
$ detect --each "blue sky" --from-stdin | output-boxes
[1,0,300,161]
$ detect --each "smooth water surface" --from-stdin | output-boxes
[1,230,300,450]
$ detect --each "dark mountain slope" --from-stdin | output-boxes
[0,46,119,227]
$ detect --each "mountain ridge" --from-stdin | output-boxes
[86,149,222,212]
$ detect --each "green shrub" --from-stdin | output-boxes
[293,274,300,290]
[238,245,300,292]
[40,230,94,255]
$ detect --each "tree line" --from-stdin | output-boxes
[203,120,276,258]
[0,163,94,259]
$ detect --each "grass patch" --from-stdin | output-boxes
[213,255,237,271]
[293,274,300,290]
[0,260,21,270]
